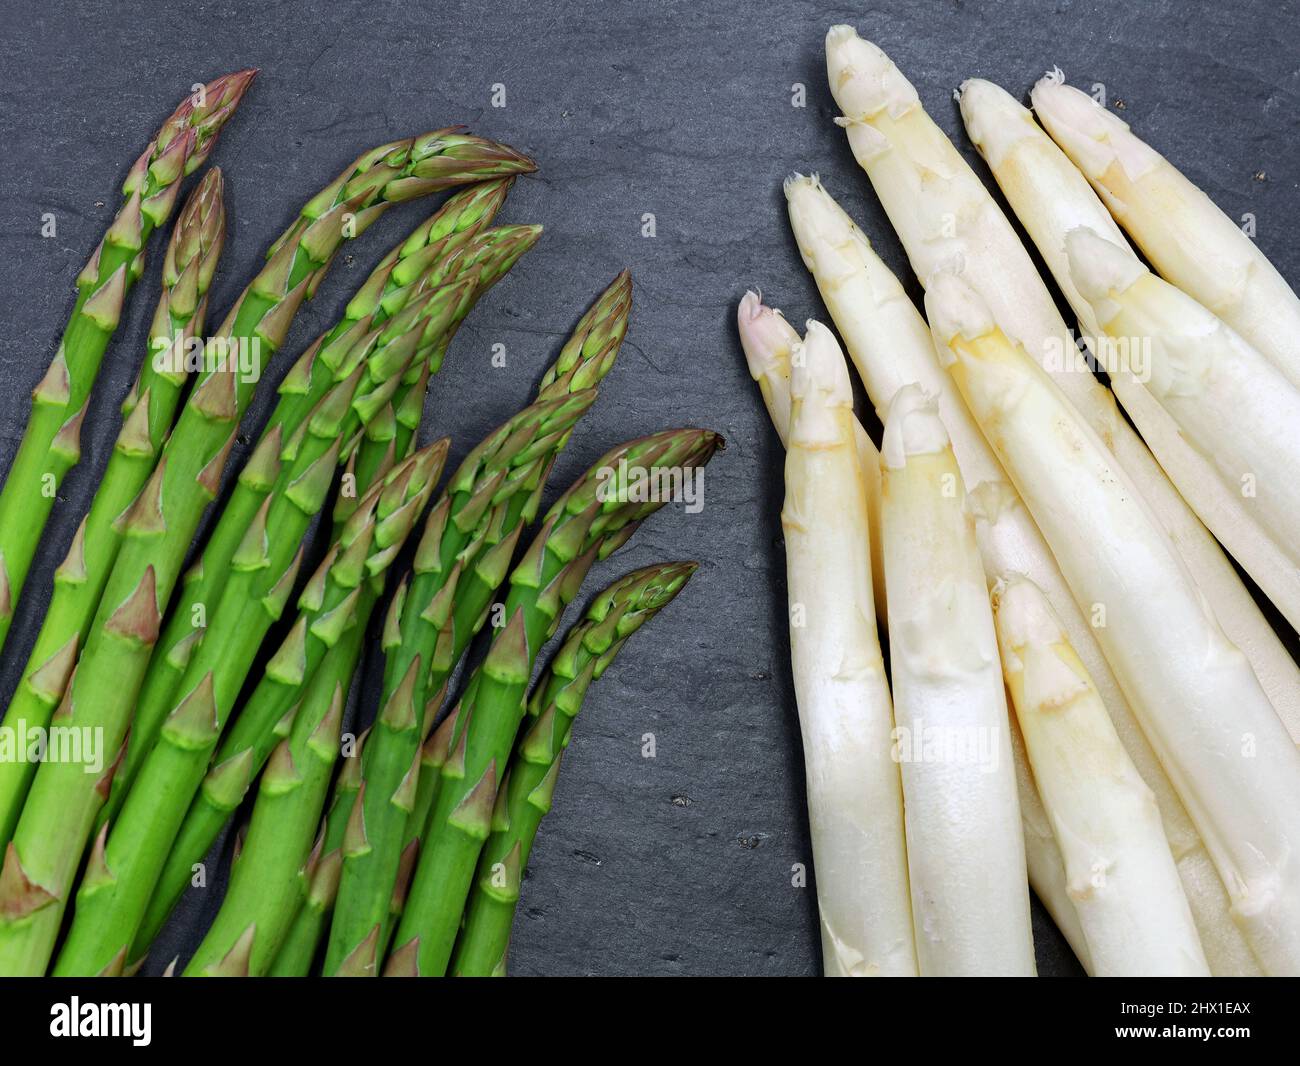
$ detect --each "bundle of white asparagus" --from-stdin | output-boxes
[740,24,1300,977]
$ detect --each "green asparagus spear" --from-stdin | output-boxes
[0,71,255,656]
[113,182,518,807]
[0,128,534,977]
[106,253,493,820]
[267,757,357,977]
[450,561,696,976]
[127,440,451,964]
[183,634,356,976]
[0,169,226,852]
[273,276,631,976]
[129,230,541,963]
[336,225,554,522]
[53,440,445,976]
[387,427,723,976]
[323,272,631,975]
[323,397,579,975]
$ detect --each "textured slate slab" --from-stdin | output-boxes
[0,0,1295,976]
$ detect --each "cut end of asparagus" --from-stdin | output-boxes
[1030,77,1161,184]
[957,78,1037,171]
[1064,226,1146,315]
[923,271,997,348]
[880,383,949,469]
[824,26,919,122]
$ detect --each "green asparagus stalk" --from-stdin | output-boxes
[128,232,542,963]
[296,277,632,977]
[53,440,445,976]
[114,183,517,804]
[183,633,357,976]
[0,71,255,656]
[399,679,474,855]
[106,263,482,819]
[323,397,581,975]
[451,561,696,976]
[128,414,453,961]
[131,555,405,961]
[272,676,446,977]
[0,169,226,852]
[324,273,632,976]
[387,426,723,976]
[0,128,534,977]
[267,753,359,977]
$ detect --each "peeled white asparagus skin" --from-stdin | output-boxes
[959,76,1300,699]
[783,319,917,976]
[880,385,1035,976]
[785,171,1262,975]
[823,25,1296,762]
[1031,75,1300,387]
[737,291,887,618]
[1067,226,1300,618]
[930,270,1300,976]
[993,575,1211,977]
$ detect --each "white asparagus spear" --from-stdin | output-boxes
[823,26,1295,747]
[880,386,1034,976]
[992,575,1211,977]
[785,174,1262,975]
[1067,226,1300,618]
[959,76,1300,676]
[738,291,887,620]
[783,320,917,976]
[782,176,1089,966]
[929,270,1300,976]
[1031,75,1300,387]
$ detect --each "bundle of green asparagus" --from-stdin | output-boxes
[0,72,717,980]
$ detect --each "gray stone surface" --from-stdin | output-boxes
[0,0,1295,976]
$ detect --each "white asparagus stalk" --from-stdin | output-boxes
[992,575,1211,977]
[823,27,1295,751]
[959,77,1300,692]
[1031,75,1300,387]
[783,176,1090,967]
[880,386,1034,976]
[738,291,887,620]
[1067,226,1300,628]
[929,270,1300,976]
[783,320,917,976]
[785,174,1263,975]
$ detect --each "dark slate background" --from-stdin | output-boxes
[0,0,1296,977]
